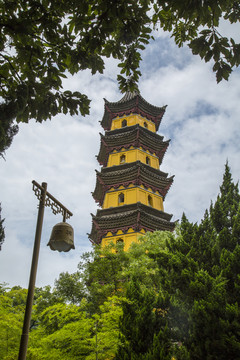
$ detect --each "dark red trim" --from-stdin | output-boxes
[95,223,162,243]
[99,143,167,166]
[104,108,163,130]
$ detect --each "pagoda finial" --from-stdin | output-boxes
[118,90,140,104]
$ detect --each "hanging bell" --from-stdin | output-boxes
[48,222,75,252]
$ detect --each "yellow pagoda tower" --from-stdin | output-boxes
[89,91,175,250]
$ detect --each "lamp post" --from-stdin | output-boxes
[18,180,74,360]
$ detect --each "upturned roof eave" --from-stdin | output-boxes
[101,94,167,131]
[92,161,174,205]
[88,202,175,243]
[103,123,164,139]
[97,130,170,165]
[95,202,173,221]
[100,160,170,178]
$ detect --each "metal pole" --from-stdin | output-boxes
[18,182,47,360]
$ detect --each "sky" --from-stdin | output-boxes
[1,24,240,289]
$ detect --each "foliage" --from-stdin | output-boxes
[0,203,5,249]
[152,0,240,83]
[77,243,129,312]
[0,286,27,359]
[85,296,124,360]
[115,279,164,360]
[1,1,240,155]
[1,163,240,359]
[0,0,151,156]
[54,271,85,304]
[27,296,124,360]
[28,304,94,360]
[115,162,240,359]
[0,120,18,158]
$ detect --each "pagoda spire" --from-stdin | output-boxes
[117,90,140,103]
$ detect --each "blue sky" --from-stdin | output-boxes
[1,26,240,288]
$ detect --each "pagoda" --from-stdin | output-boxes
[89,91,175,250]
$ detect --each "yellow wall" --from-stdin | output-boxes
[107,148,159,169]
[101,229,145,251]
[111,114,156,132]
[100,113,162,250]
[103,186,164,211]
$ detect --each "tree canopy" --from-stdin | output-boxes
[1,0,240,155]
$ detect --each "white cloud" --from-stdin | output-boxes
[1,30,240,288]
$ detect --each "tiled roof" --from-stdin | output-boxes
[97,124,169,166]
[92,161,174,205]
[101,92,167,131]
[89,202,175,244]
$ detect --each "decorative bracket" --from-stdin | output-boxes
[32,180,73,221]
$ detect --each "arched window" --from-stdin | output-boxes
[144,121,148,128]
[148,195,153,207]
[146,156,150,165]
[116,238,124,244]
[118,193,124,204]
[120,154,126,164]
[122,119,127,127]
[116,238,124,252]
